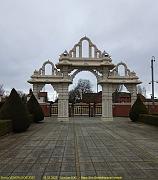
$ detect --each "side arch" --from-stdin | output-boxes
[42,60,55,75]
[115,62,128,76]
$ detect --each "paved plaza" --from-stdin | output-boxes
[0,117,158,180]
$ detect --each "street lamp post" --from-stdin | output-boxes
[151,56,155,105]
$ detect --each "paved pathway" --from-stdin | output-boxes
[0,117,158,180]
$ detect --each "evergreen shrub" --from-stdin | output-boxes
[0,88,30,132]
[129,95,148,122]
[27,93,44,123]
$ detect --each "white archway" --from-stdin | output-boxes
[28,37,141,121]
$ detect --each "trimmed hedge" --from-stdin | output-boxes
[139,114,158,126]
[27,93,44,123]
[0,120,12,136]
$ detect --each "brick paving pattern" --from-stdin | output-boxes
[0,117,158,180]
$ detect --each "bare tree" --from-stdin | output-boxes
[0,84,5,96]
[69,79,93,103]
[137,85,146,97]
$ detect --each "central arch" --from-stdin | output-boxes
[71,69,99,81]
[69,69,102,117]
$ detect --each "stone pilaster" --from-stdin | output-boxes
[57,83,69,122]
[101,84,113,121]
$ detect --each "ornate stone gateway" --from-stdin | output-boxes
[28,37,141,121]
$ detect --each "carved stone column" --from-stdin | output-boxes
[125,84,137,105]
[56,83,69,122]
[101,84,113,121]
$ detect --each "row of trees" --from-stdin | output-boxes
[0,88,44,133]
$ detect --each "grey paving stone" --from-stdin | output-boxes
[63,157,75,163]
[126,155,143,162]
[39,150,53,158]
[0,157,13,164]
[91,156,105,162]
[36,157,50,163]
[103,156,118,162]
[61,162,76,172]
[115,156,130,162]
[107,162,125,170]
[29,163,47,173]
[0,163,18,172]
[121,162,139,170]
[60,172,77,176]
[0,117,158,179]
[0,172,12,176]
[43,171,60,176]
[89,151,103,157]
[80,171,97,176]
[45,162,62,172]
[49,156,63,163]
[11,172,30,176]
[22,157,38,163]
[112,170,132,179]
[79,156,92,162]
[127,169,148,179]
[93,162,110,171]
[13,163,33,173]
[96,170,113,176]
[144,169,158,179]
[80,163,95,171]
[135,162,158,170]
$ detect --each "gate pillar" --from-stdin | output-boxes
[57,83,69,122]
[101,84,114,121]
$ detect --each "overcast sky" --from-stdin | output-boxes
[0,0,158,99]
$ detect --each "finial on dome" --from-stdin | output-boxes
[63,50,68,56]
[102,50,109,57]
[34,69,39,75]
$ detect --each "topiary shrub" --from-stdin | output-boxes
[129,95,148,122]
[0,88,30,132]
[27,93,44,123]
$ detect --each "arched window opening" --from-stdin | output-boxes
[91,46,95,58]
[76,46,79,58]
[97,52,100,58]
[45,64,53,75]
[82,40,89,58]
[71,51,74,58]
[118,65,126,76]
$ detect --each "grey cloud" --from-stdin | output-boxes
[0,0,158,97]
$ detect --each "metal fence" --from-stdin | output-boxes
[51,103,102,117]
